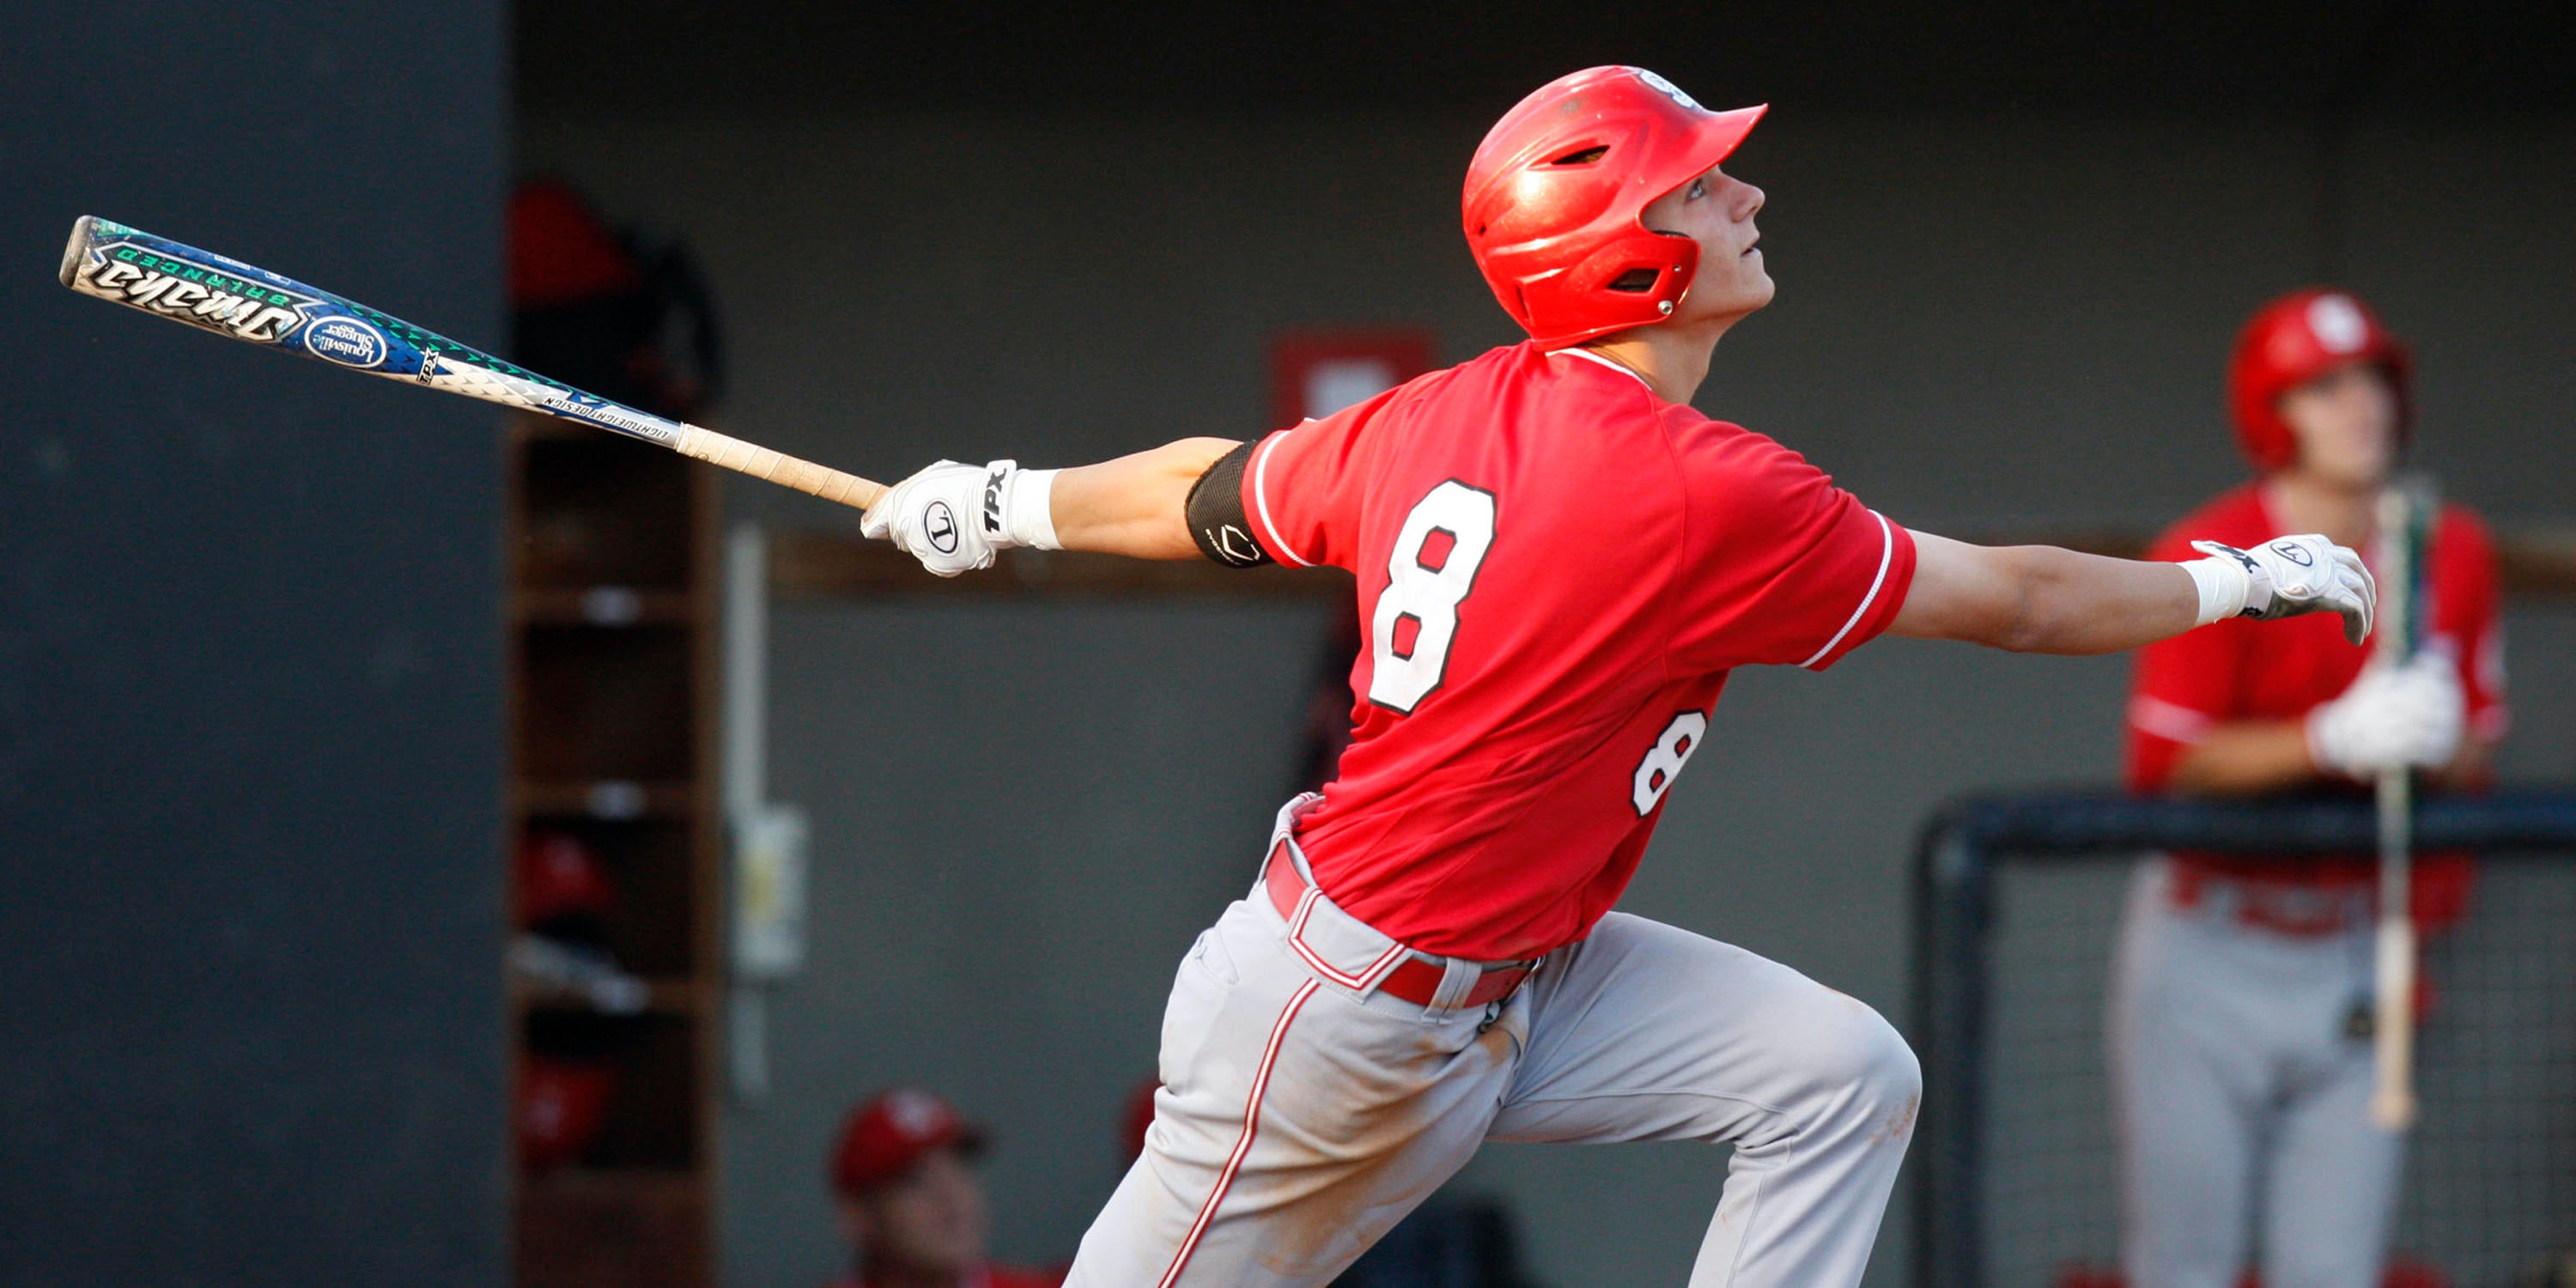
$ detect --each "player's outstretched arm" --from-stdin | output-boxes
[1050,437,1244,559]
[1891,530,2376,655]
[860,439,1241,574]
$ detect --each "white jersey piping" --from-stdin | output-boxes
[1800,512,1897,670]
[1249,428,1315,568]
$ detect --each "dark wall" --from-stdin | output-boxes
[0,5,507,1285]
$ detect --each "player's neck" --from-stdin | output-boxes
[1582,316,1736,404]
[2263,470,2380,548]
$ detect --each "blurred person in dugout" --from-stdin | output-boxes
[829,1087,1066,1288]
[2111,289,2506,1288]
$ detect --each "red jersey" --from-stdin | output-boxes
[2126,483,2506,909]
[1242,342,1916,961]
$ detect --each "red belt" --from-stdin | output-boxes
[2166,862,2366,937]
[1264,841,1533,1008]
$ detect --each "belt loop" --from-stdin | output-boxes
[1264,792,1324,878]
[1423,957,1479,1020]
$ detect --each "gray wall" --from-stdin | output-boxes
[1,5,508,1285]
[520,110,2576,1287]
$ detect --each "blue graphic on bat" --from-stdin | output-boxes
[58,216,682,446]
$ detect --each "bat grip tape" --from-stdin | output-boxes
[675,426,884,511]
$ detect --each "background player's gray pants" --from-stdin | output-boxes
[2107,859,2404,1288]
[1066,841,1919,1287]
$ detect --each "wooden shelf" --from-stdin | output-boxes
[513,587,697,627]
[513,976,713,1019]
[506,408,720,1288]
[514,1169,710,1288]
[512,780,698,821]
[519,1166,707,1200]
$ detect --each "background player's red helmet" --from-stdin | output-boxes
[831,1086,987,1195]
[2226,288,2414,472]
[1462,67,1767,346]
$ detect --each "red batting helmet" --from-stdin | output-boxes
[2227,288,2414,471]
[1463,67,1767,346]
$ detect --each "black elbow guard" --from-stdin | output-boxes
[1186,441,1273,568]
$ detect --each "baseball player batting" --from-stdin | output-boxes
[2113,289,2505,1288]
[863,68,2380,1287]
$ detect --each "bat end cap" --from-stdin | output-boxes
[58,216,106,288]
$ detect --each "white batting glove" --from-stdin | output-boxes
[2306,653,2465,777]
[2184,534,2378,646]
[859,459,1060,578]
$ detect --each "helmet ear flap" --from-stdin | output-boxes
[1563,234,1698,324]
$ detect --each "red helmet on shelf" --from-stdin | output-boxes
[517,1055,617,1173]
[1462,66,1767,346]
[2226,288,2414,472]
[516,829,617,928]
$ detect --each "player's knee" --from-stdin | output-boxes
[1803,997,1921,1117]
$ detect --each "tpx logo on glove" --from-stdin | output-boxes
[925,501,960,555]
[2269,540,2314,567]
[982,465,1011,535]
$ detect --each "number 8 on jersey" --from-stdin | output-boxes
[1369,481,1498,713]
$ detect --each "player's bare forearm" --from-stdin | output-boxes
[1049,437,1242,560]
[2172,723,2494,796]
[2167,720,2320,795]
[1893,532,2200,654]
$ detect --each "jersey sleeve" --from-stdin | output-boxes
[1236,387,1400,572]
[2126,526,2246,793]
[2441,507,2510,743]
[1667,416,1917,673]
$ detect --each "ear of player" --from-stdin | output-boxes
[2185,534,2379,645]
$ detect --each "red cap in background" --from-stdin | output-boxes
[831,1087,987,1195]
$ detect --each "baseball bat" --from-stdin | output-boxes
[57,216,885,511]
[2369,475,2436,1132]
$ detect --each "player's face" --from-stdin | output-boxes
[2279,360,2399,490]
[1641,164,1772,323]
[842,1146,988,1273]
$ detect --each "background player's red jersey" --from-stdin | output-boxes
[1242,342,1915,961]
[2126,483,2506,920]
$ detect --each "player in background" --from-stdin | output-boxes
[828,1088,1066,1288]
[2111,290,2505,1288]
[861,67,2378,1288]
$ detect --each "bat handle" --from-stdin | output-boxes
[676,424,887,512]
[2372,766,2418,1132]
[2372,912,2418,1130]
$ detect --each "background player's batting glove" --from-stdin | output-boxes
[860,459,1060,577]
[2306,652,2466,776]
[2187,535,2377,645]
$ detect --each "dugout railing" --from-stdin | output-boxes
[1912,789,2576,1288]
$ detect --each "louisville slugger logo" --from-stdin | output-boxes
[82,243,313,343]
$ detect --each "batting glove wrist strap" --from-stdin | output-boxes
[2181,550,2253,626]
[981,460,1061,551]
